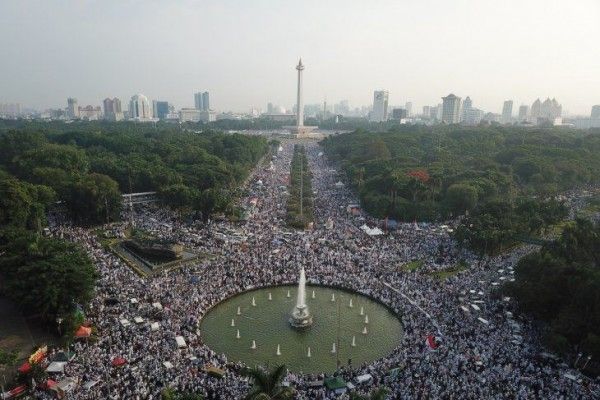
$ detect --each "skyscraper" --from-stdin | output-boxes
[441,94,461,124]
[153,100,169,120]
[422,106,431,119]
[404,102,413,117]
[67,97,79,119]
[592,105,600,119]
[501,100,513,124]
[194,92,210,111]
[371,90,389,122]
[462,96,473,121]
[129,94,152,120]
[194,92,203,110]
[518,105,529,122]
[531,99,542,120]
[202,92,210,111]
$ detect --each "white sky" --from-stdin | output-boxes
[1,0,599,115]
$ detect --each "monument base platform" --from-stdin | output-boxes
[284,125,318,138]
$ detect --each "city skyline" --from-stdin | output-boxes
[1,1,599,114]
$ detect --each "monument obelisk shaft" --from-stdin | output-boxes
[296,58,304,128]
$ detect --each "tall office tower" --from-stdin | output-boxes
[441,94,461,124]
[391,108,407,120]
[592,105,600,119]
[103,98,114,117]
[113,97,122,113]
[129,94,152,120]
[267,102,274,114]
[518,105,529,122]
[194,92,204,110]
[153,100,169,120]
[464,108,484,125]
[422,106,431,118]
[202,92,210,111]
[462,96,473,121]
[531,98,542,120]
[67,98,79,119]
[405,102,413,117]
[501,100,513,124]
[371,90,389,122]
[540,98,562,121]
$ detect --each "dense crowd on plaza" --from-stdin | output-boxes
[32,140,599,399]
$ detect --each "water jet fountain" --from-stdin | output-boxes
[352,336,356,347]
[331,342,336,354]
[251,340,256,350]
[276,344,281,356]
[231,319,235,327]
[289,267,313,329]
[236,329,240,339]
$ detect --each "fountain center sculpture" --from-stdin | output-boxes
[289,266,313,329]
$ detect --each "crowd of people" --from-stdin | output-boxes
[35,140,599,399]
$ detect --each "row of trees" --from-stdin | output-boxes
[322,126,600,222]
[454,198,568,256]
[504,219,600,367]
[0,121,269,225]
[322,126,600,254]
[286,145,314,229]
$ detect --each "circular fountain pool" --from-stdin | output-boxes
[199,285,403,374]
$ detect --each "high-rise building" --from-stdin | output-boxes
[194,92,204,110]
[531,99,542,120]
[0,103,21,117]
[464,108,484,125]
[202,92,210,111]
[441,94,461,124]
[501,100,513,124]
[518,105,529,122]
[78,105,102,120]
[592,105,600,119]
[153,100,169,120]
[129,94,152,120]
[67,97,79,119]
[461,96,473,121]
[194,92,210,111]
[405,102,413,117]
[422,106,431,119]
[103,97,123,121]
[371,90,389,122]
[391,108,407,120]
[179,108,201,122]
[540,98,562,122]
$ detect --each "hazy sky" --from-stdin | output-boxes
[1,0,599,115]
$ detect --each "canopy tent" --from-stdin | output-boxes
[111,357,127,367]
[205,366,225,378]
[175,336,187,348]
[49,351,75,363]
[75,326,92,338]
[17,362,31,374]
[360,224,384,236]
[1,385,26,399]
[46,362,67,373]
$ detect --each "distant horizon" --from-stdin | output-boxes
[1,0,599,115]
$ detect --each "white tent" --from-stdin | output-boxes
[175,336,187,348]
[46,361,67,373]
[151,322,160,332]
[163,361,174,369]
